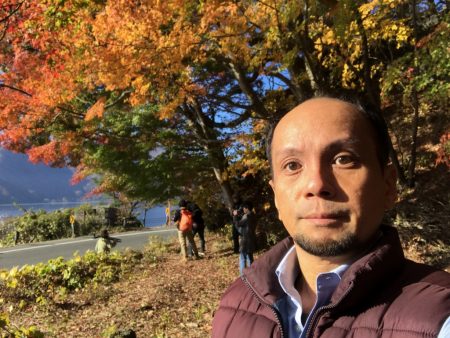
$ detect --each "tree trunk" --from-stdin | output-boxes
[211,166,234,212]
[388,137,407,185]
[353,6,381,108]
[406,0,420,188]
[185,102,236,212]
[143,208,147,227]
[352,4,407,184]
[303,55,320,94]
[408,88,420,187]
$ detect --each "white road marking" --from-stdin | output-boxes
[0,229,175,254]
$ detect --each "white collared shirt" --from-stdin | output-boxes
[275,246,349,337]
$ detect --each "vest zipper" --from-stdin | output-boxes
[241,275,286,338]
[305,282,354,338]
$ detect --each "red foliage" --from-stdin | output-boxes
[435,132,450,168]
[26,140,73,166]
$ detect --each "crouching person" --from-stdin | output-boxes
[95,229,120,254]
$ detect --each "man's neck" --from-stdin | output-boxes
[294,246,354,314]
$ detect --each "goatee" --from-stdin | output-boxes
[294,232,359,257]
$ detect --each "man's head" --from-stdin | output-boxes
[268,97,397,258]
[266,95,391,173]
[178,199,188,209]
[242,201,253,213]
[100,229,109,238]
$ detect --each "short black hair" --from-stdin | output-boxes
[178,199,188,208]
[266,94,391,175]
[100,229,109,238]
[242,201,253,210]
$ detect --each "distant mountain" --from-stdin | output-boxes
[0,148,93,205]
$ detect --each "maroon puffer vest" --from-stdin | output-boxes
[212,226,450,338]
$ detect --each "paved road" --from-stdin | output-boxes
[0,227,178,270]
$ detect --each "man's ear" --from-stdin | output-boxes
[384,164,398,210]
[269,179,278,210]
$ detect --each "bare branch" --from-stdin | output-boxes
[0,83,32,97]
[210,94,252,110]
[0,1,23,24]
[105,90,132,109]
[212,109,252,129]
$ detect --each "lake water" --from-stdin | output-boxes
[0,202,167,228]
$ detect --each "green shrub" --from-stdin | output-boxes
[0,205,115,246]
[0,250,144,307]
[14,209,72,244]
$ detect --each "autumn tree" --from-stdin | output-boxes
[0,0,448,216]
[382,6,449,186]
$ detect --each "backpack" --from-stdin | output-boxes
[179,209,193,232]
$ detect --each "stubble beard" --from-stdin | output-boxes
[293,232,359,257]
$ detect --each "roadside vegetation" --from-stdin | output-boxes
[0,199,448,338]
[0,233,237,337]
[0,204,143,248]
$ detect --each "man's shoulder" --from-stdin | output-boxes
[213,276,283,337]
[380,262,450,335]
[401,259,450,288]
[220,277,250,304]
[252,237,293,267]
[372,260,450,328]
[220,237,293,299]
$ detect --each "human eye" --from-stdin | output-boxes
[333,153,358,167]
[282,160,302,173]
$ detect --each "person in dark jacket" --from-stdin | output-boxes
[212,96,450,337]
[231,197,243,253]
[235,201,257,274]
[188,202,206,256]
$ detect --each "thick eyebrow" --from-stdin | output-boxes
[272,147,302,162]
[273,138,363,162]
[278,147,300,156]
[324,138,362,153]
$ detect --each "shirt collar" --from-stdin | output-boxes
[275,245,352,336]
[276,246,300,302]
[275,245,350,303]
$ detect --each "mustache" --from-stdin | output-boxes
[297,205,350,220]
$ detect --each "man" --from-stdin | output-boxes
[173,199,200,261]
[188,202,206,256]
[232,197,243,253]
[165,205,171,226]
[235,201,257,275]
[95,229,120,254]
[212,96,450,337]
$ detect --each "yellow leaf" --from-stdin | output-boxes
[7,278,18,288]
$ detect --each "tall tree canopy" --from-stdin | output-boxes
[0,0,448,208]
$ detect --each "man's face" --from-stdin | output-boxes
[269,98,397,257]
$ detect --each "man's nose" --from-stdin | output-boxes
[303,164,336,199]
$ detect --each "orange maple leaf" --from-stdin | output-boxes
[85,97,106,121]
